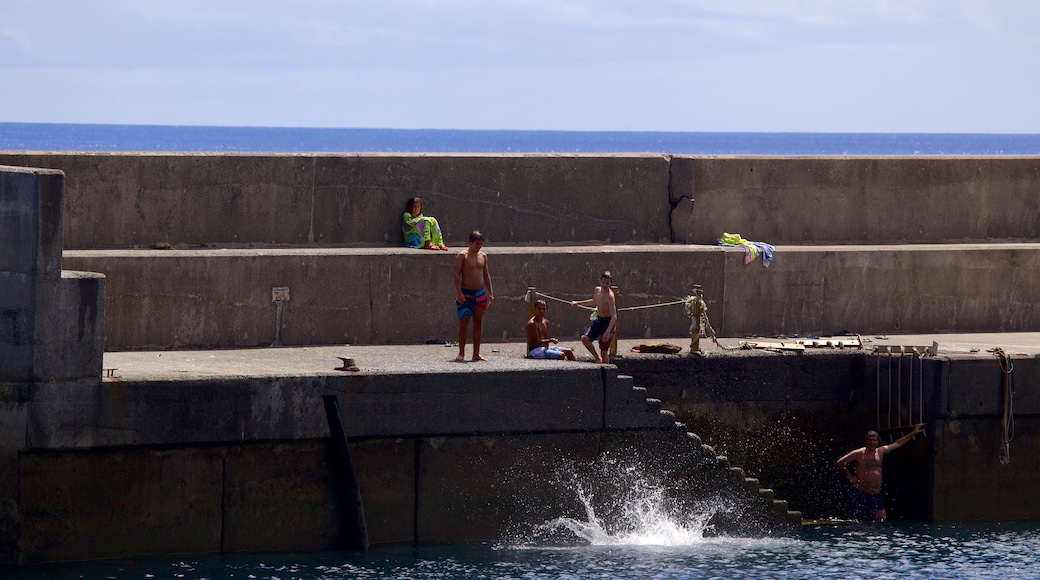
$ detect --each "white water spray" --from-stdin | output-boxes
[535,460,722,547]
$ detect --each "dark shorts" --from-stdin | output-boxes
[849,488,885,520]
[456,287,488,319]
[583,316,616,349]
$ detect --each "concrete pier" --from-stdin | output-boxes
[2,152,1039,566]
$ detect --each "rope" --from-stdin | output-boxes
[994,348,1014,465]
[531,291,685,312]
[531,291,595,310]
[618,299,687,312]
[527,289,738,350]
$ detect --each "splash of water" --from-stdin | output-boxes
[536,463,720,547]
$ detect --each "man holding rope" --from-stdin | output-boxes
[570,271,617,364]
[836,423,924,521]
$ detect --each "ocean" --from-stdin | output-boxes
[10,522,1040,579]
[3,122,1040,155]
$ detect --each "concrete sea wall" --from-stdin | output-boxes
[17,364,797,564]
[2,153,1039,566]
[2,152,1039,349]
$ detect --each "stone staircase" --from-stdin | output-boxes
[613,371,802,533]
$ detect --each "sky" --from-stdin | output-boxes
[2,0,1039,133]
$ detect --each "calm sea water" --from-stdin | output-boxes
[3,122,1040,155]
[10,523,1040,579]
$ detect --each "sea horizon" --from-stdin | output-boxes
[3,121,1040,155]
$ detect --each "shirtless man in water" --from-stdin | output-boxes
[570,271,617,364]
[836,423,924,521]
[453,230,494,362]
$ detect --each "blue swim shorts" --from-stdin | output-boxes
[849,488,885,520]
[529,346,567,359]
[456,287,488,319]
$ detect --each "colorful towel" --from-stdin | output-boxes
[402,212,444,248]
[716,232,775,267]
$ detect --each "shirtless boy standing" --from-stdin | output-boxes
[836,423,924,521]
[526,300,576,360]
[570,271,617,363]
[453,230,494,362]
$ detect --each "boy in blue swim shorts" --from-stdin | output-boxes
[453,230,494,362]
[570,271,617,364]
[526,300,576,360]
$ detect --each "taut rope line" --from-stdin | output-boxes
[528,290,685,312]
[524,288,737,352]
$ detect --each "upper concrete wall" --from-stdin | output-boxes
[1,153,1038,248]
[671,156,1040,244]
[0,153,673,248]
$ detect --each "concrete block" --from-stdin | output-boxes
[350,438,416,547]
[719,244,1040,335]
[671,156,1040,244]
[0,167,64,383]
[330,368,605,437]
[0,153,674,248]
[415,433,601,543]
[310,154,673,246]
[17,447,224,564]
[942,357,1040,416]
[61,245,729,349]
[931,417,1040,520]
[26,377,330,449]
[221,442,342,553]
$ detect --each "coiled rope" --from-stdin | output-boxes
[994,348,1015,465]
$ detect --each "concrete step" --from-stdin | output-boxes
[63,242,1040,350]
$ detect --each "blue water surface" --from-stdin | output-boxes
[9,522,1040,579]
[3,122,1040,155]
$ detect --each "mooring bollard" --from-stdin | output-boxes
[690,284,705,352]
[610,284,620,356]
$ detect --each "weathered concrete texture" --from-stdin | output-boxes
[671,156,1040,244]
[16,425,794,564]
[930,416,1040,520]
[18,446,225,563]
[1,167,63,382]
[0,167,105,383]
[62,242,1040,350]
[619,348,1040,522]
[25,364,672,450]
[18,439,413,564]
[615,351,866,520]
[0,153,673,248]
[221,442,344,553]
[718,244,1040,336]
[60,246,729,349]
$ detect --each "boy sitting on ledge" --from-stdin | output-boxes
[526,300,576,360]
